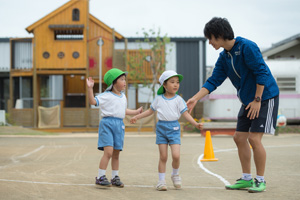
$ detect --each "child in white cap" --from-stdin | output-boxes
[87,68,142,188]
[130,70,203,191]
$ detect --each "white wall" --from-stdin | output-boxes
[203,78,240,120]
[165,42,176,71]
[0,42,10,72]
[266,60,300,120]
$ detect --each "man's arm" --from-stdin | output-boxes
[186,87,209,114]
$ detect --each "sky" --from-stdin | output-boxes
[0,0,300,66]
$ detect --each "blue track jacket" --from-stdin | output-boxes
[203,37,279,106]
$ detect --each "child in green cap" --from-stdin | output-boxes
[130,70,203,191]
[87,68,143,188]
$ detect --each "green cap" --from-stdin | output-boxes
[104,68,128,90]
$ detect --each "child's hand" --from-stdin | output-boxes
[137,106,143,114]
[130,116,138,124]
[86,77,94,88]
[195,123,203,130]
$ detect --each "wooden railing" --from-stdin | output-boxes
[127,49,164,82]
[115,49,165,83]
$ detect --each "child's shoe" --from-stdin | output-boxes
[225,178,253,190]
[95,175,112,188]
[156,180,167,191]
[111,175,124,188]
[171,174,182,189]
[248,178,266,193]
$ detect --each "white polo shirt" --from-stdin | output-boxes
[150,94,187,121]
[94,91,127,119]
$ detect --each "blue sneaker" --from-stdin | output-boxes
[95,175,112,188]
[111,176,124,188]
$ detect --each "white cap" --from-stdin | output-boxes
[157,70,183,95]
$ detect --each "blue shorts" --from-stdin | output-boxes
[98,117,125,151]
[156,120,181,145]
[236,96,279,134]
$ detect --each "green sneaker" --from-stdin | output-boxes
[248,178,266,193]
[225,178,253,190]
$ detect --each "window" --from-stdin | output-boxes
[40,75,63,107]
[72,51,80,59]
[57,52,65,59]
[43,51,50,59]
[12,40,33,69]
[54,30,84,40]
[72,9,80,21]
[276,77,296,91]
[0,77,9,111]
[13,77,33,108]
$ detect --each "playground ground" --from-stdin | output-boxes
[0,128,299,200]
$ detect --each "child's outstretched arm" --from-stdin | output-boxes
[86,77,97,105]
[126,107,143,115]
[182,111,203,130]
[130,108,154,124]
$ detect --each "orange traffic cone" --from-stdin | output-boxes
[201,131,218,162]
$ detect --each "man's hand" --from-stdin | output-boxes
[245,101,261,120]
[187,97,197,114]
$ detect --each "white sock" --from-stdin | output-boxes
[112,170,119,178]
[256,175,265,182]
[159,173,165,181]
[98,169,106,179]
[172,168,179,176]
[242,173,252,181]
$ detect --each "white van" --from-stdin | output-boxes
[203,60,300,123]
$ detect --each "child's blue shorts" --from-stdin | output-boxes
[156,120,181,145]
[98,117,125,151]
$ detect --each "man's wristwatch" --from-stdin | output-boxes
[255,96,261,102]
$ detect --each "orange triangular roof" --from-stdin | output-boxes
[26,0,124,39]
[26,0,79,33]
[89,14,124,39]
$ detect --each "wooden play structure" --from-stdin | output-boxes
[8,0,163,131]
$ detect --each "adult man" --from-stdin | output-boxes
[187,17,279,193]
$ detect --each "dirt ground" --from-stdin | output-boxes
[0,126,51,135]
[0,129,299,200]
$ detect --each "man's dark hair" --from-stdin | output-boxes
[204,17,234,40]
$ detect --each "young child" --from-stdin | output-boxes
[87,68,142,188]
[130,70,203,191]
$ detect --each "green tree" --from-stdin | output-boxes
[127,28,171,131]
